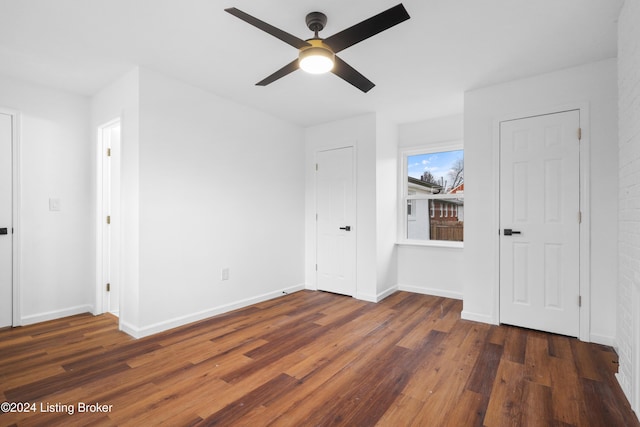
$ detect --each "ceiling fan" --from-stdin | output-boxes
[224,4,410,93]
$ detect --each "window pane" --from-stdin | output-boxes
[407,198,464,241]
[407,150,464,195]
[406,149,464,241]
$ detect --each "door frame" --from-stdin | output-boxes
[493,103,590,341]
[95,118,121,316]
[314,144,358,295]
[1,107,21,326]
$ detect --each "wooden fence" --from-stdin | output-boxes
[430,221,464,241]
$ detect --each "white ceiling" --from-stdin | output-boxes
[0,0,622,127]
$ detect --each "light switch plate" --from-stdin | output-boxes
[49,198,61,211]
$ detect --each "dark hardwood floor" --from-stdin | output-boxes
[0,290,637,426]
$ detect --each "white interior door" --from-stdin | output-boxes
[0,113,12,327]
[101,121,121,315]
[500,110,580,337]
[316,147,356,296]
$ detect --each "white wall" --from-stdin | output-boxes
[396,114,464,299]
[0,75,93,324]
[130,68,305,335]
[91,68,141,328]
[304,113,400,301]
[304,114,378,301]
[376,117,399,297]
[616,0,640,413]
[463,59,618,343]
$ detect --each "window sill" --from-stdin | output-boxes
[396,240,464,249]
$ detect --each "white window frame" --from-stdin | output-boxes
[398,141,464,248]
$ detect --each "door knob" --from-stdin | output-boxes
[504,229,521,236]
[0,228,7,235]
[339,226,351,231]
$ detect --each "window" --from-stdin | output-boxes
[401,145,464,245]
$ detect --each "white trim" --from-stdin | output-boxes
[396,240,463,249]
[589,333,615,347]
[577,106,591,343]
[21,305,94,326]
[398,284,463,300]
[95,117,121,318]
[398,141,464,245]
[359,285,399,303]
[406,193,465,201]
[11,111,20,327]
[461,310,498,324]
[492,118,501,325]
[494,103,591,341]
[355,292,380,303]
[120,284,305,339]
[1,108,21,326]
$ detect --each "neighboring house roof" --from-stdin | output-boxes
[408,177,442,194]
[449,182,464,194]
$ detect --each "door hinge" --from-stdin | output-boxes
[578,295,582,307]
[578,128,582,141]
[107,148,111,157]
[315,264,318,271]
[106,283,111,292]
[316,213,318,221]
[106,215,111,225]
[578,211,582,224]
[315,163,318,171]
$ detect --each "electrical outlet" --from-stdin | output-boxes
[221,268,230,281]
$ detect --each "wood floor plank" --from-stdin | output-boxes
[549,354,584,425]
[548,333,574,360]
[524,333,553,387]
[439,389,488,427]
[483,358,527,427]
[502,325,527,364]
[373,393,424,426]
[519,381,554,427]
[571,339,605,381]
[0,290,637,426]
[465,342,504,397]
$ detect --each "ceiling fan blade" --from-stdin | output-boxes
[256,59,300,86]
[225,8,311,50]
[324,4,410,53]
[332,56,375,93]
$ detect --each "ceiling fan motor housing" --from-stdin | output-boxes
[306,12,327,34]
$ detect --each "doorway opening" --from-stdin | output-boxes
[97,119,121,317]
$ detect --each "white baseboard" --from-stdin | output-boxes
[589,333,615,346]
[122,284,306,339]
[461,310,498,325]
[355,292,377,303]
[356,284,464,304]
[397,284,463,300]
[356,286,398,303]
[20,304,94,326]
[376,286,398,302]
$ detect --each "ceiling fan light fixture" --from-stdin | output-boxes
[299,41,335,74]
